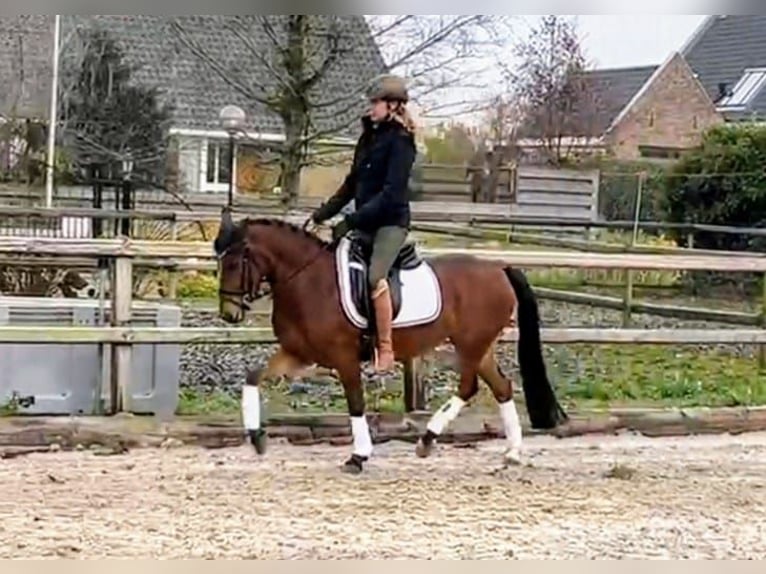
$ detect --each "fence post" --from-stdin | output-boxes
[622,270,634,327]
[109,254,133,414]
[623,172,645,328]
[759,272,766,370]
[403,358,425,412]
[120,178,133,238]
[91,164,104,239]
[167,215,179,300]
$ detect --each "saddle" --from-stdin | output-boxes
[345,230,423,359]
[336,230,442,362]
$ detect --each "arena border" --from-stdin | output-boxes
[2,405,766,458]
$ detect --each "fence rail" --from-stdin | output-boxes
[0,235,764,414]
[2,201,766,240]
[2,237,765,271]
[0,326,762,345]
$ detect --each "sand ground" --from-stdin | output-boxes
[1,431,765,559]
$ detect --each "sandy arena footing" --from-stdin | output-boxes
[1,431,765,559]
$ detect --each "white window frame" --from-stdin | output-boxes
[199,138,238,194]
[717,68,766,112]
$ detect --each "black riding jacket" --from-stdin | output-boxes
[313,115,416,233]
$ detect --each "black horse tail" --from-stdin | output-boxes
[504,267,568,429]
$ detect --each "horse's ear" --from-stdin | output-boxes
[214,206,236,254]
[221,207,235,231]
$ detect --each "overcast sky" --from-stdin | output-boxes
[409,14,710,126]
[570,15,707,68]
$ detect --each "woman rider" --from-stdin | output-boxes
[309,73,417,372]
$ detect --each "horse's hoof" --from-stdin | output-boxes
[341,454,367,474]
[503,449,522,467]
[248,429,267,455]
[415,438,433,458]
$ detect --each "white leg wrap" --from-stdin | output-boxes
[242,385,261,431]
[499,399,522,452]
[350,416,373,458]
[427,396,466,436]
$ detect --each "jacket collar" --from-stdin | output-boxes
[361,114,400,133]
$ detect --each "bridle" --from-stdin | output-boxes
[217,226,329,311]
[217,244,266,312]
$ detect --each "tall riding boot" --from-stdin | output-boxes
[372,279,395,372]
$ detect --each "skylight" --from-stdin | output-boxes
[717,68,766,110]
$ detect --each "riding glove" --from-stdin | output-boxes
[331,218,351,242]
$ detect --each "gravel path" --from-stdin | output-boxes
[2,432,765,559]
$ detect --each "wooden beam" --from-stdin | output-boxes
[0,206,175,221]
[0,256,217,271]
[0,237,765,272]
[403,359,425,411]
[422,248,766,272]
[0,326,761,344]
[2,197,766,237]
[534,287,761,326]
[110,257,132,414]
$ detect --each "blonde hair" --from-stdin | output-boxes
[388,101,417,134]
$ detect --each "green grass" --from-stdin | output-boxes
[545,344,766,409]
[176,343,766,417]
[176,376,408,417]
[177,388,240,416]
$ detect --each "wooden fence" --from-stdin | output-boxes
[0,162,602,230]
[3,191,766,238]
[1,204,765,336]
[416,221,766,332]
[0,235,764,414]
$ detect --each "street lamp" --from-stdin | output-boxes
[219,105,246,206]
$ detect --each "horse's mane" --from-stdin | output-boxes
[241,217,330,249]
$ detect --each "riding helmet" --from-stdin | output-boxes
[366,74,409,103]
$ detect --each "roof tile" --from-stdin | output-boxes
[519,64,658,139]
[0,15,386,139]
[683,15,766,118]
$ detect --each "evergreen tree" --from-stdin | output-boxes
[59,28,173,183]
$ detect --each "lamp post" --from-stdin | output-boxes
[219,105,246,207]
[44,14,61,208]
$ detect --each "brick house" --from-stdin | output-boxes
[517,52,723,162]
[0,15,385,195]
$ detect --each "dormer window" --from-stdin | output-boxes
[717,68,766,111]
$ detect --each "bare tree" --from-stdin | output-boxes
[169,15,513,205]
[509,15,596,166]
[483,94,523,154]
[476,95,525,202]
[368,16,513,120]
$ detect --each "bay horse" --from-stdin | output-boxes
[214,208,567,474]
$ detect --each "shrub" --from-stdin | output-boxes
[176,272,218,300]
[659,123,766,293]
[660,123,766,252]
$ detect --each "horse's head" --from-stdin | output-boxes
[214,211,331,323]
[213,208,263,324]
